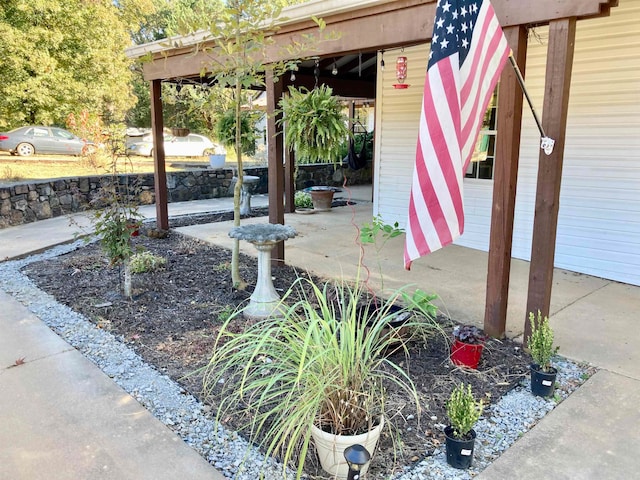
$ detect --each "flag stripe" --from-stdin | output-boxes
[405,0,509,269]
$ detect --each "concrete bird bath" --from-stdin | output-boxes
[228,223,297,319]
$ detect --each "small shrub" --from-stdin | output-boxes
[294,190,313,209]
[446,383,483,439]
[129,251,166,273]
[453,325,487,345]
[527,310,558,372]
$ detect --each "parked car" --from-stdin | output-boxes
[0,126,97,156]
[125,133,220,157]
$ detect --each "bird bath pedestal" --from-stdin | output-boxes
[228,224,297,320]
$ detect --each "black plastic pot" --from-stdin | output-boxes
[530,364,558,397]
[444,426,476,469]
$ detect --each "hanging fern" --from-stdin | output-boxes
[278,85,350,164]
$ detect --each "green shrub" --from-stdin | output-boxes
[446,383,483,439]
[129,250,166,273]
[294,190,313,209]
[527,310,559,372]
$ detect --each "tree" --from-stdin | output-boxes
[0,0,140,130]
[170,0,330,289]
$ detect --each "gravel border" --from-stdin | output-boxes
[0,240,594,480]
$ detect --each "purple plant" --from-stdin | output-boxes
[453,325,488,345]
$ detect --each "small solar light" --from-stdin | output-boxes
[344,444,371,480]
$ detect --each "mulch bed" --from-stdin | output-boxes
[23,216,531,478]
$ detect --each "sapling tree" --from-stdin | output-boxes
[172,0,332,289]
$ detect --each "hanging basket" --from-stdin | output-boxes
[171,127,190,137]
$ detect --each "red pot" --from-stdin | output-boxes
[450,339,484,369]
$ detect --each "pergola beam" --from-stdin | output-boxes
[150,79,169,231]
[266,69,286,266]
[484,25,528,338]
[136,0,616,82]
[525,18,577,340]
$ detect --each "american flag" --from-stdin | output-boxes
[404,0,509,269]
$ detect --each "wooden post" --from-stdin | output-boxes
[266,69,285,266]
[285,149,295,213]
[150,79,169,231]
[525,18,577,340]
[483,26,528,338]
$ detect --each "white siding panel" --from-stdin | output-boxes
[375,0,640,285]
[374,44,429,225]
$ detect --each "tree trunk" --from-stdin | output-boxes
[230,69,246,290]
[123,261,133,299]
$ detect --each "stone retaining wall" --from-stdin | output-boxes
[0,162,371,229]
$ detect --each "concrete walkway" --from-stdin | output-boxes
[1,186,639,478]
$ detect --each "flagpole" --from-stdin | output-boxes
[508,53,544,136]
[508,52,555,154]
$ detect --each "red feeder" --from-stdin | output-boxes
[393,56,410,89]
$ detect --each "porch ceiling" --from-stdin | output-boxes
[126,0,618,84]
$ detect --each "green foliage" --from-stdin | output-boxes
[202,277,444,478]
[129,251,166,274]
[215,109,257,155]
[0,0,136,129]
[92,204,141,267]
[446,384,483,439]
[360,215,404,246]
[527,310,559,372]
[278,85,350,164]
[215,305,235,324]
[293,190,313,209]
[360,215,405,292]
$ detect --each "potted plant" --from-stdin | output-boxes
[304,185,340,211]
[444,383,484,469]
[450,325,488,369]
[278,85,350,210]
[294,190,314,213]
[201,277,442,479]
[527,310,559,397]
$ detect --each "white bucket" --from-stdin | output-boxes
[209,154,226,168]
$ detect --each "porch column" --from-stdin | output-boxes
[483,26,528,338]
[525,18,577,340]
[265,68,285,266]
[285,149,295,213]
[150,79,169,231]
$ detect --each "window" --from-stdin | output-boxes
[52,128,74,139]
[465,87,498,180]
[30,127,50,137]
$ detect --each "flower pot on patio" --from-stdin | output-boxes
[306,186,339,212]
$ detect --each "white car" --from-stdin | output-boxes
[126,133,220,157]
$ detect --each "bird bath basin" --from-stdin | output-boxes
[228,223,297,319]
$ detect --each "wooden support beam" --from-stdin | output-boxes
[150,79,169,231]
[525,18,577,340]
[285,149,295,214]
[136,0,616,82]
[266,69,286,266]
[484,26,528,339]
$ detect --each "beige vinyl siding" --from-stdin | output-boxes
[375,0,640,285]
[373,44,428,221]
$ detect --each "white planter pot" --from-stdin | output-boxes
[311,417,384,479]
[209,154,226,168]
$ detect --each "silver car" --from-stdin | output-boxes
[126,133,219,157]
[0,126,96,156]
